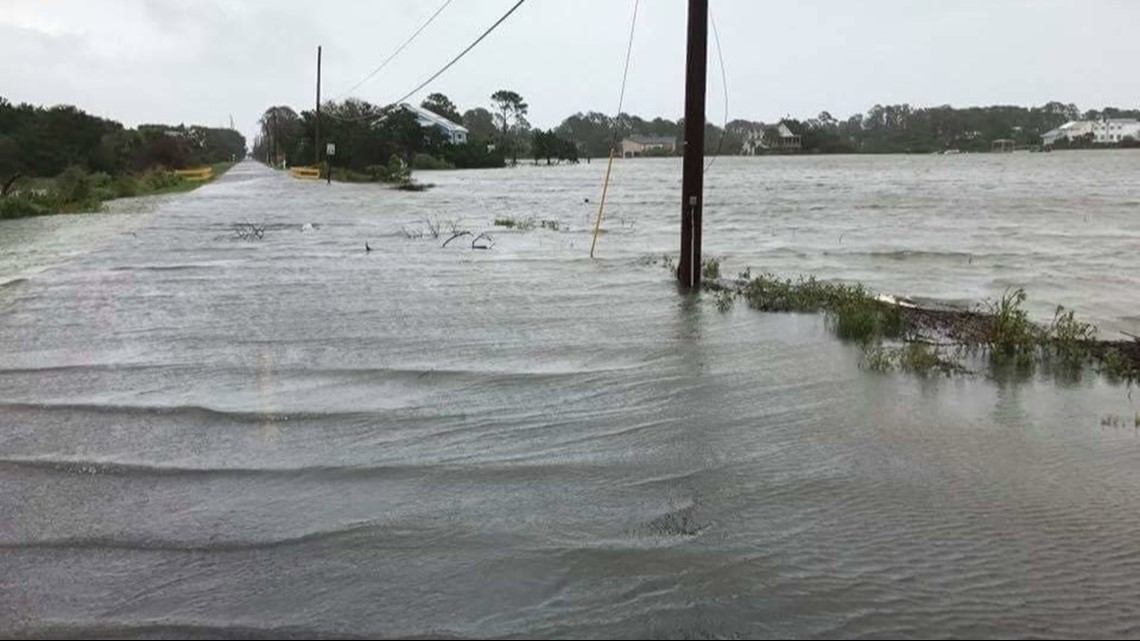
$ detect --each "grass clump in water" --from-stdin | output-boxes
[739,274,902,344]
[702,256,722,281]
[1098,347,1138,382]
[1045,305,1097,366]
[897,343,964,376]
[859,342,965,377]
[493,216,536,231]
[714,289,734,313]
[694,265,1139,385]
[861,344,895,373]
[985,288,1038,369]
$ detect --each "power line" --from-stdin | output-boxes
[705,10,729,172]
[392,0,528,106]
[325,0,528,124]
[331,0,456,101]
[612,0,640,140]
[590,0,640,259]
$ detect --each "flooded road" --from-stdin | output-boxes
[2,157,1140,639]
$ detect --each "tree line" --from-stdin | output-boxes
[556,102,1140,156]
[0,96,245,182]
[0,96,246,219]
[255,91,1140,178]
[252,89,585,177]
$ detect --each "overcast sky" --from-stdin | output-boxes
[3,0,1138,141]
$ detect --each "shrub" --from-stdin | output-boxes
[368,154,411,183]
[88,172,116,201]
[55,165,92,202]
[0,194,57,219]
[140,169,184,191]
[112,174,139,198]
[411,153,454,170]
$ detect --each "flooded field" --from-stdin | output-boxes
[2,155,1139,639]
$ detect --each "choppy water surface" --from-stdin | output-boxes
[2,155,1139,639]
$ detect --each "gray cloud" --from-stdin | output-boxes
[2,0,1138,142]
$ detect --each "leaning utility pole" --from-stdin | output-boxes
[315,46,323,168]
[678,0,708,289]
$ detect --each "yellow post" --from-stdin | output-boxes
[589,147,618,259]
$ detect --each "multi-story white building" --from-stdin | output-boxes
[1091,119,1140,144]
[1043,119,1139,146]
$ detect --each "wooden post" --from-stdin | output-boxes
[315,46,323,169]
[678,0,708,289]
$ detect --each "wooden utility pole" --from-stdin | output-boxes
[678,0,708,289]
[315,46,323,168]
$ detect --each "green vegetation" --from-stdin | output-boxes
[254,91,518,176]
[531,129,578,165]
[490,90,528,165]
[861,343,964,377]
[861,345,895,373]
[735,273,902,344]
[1046,305,1098,368]
[701,256,722,281]
[709,272,1138,382]
[714,289,735,313]
[493,216,536,231]
[1098,348,1139,382]
[0,96,244,219]
[986,288,1037,368]
[412,153,455,171]
[420,93,463,124]
[0,162,236,220]
[489,216,566,232]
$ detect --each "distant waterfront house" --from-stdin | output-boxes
[621,136,677,158]
[1091,118,1140,144]
[399,103,468,145]
[1042,121,1091,146]
[740,122,801,154]
[764,123,802,152]
[1042,119,1138,146]
[740,128,767,155]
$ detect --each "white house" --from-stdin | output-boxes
[399,103,468,145]
[621,135,677,158]
[1091,119,1140,144]
[1042,119,1139,146]
[740,123,801,154]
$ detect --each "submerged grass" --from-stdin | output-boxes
[707,271,1137,383]
[493,216,536,231]
[739,273,903,344]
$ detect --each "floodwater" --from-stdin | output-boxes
[2,154,1139,639]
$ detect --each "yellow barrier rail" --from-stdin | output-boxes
[290,166,322,180]
[174,167,213,182]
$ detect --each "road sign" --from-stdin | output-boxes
[326,143,336,156]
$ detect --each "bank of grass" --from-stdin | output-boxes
[704,266,1139,382]
[327,155,434,191]
[0,163,236,220]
